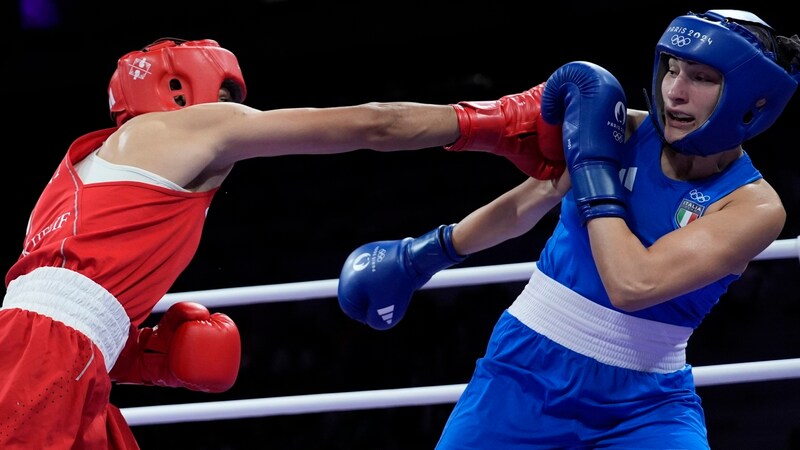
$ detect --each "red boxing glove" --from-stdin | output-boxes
[109,302,241,393]
[445,82,565,180]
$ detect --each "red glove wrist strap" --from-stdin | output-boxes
[445,101,505,152]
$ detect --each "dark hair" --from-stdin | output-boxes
[776,34,800,73]
[733,17,799,73]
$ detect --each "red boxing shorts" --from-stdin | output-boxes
[0,308,139,449]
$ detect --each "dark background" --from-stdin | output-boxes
[10,1,800,448]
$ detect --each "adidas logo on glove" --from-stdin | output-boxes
[376,305,395,325]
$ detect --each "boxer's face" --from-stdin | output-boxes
[218,87,234,103]
[660,57,723,144]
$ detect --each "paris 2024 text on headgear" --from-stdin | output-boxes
[647,9,800,156]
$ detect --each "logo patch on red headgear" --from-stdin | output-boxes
[127,57,152,80]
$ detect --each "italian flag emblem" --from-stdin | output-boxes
[675,199,704,228]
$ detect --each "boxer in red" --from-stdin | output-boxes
[1,37,564,448]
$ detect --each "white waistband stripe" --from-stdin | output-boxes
[507,264,692,373]
[2,267,130,371]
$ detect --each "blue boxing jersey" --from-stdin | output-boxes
[537,118,762,328]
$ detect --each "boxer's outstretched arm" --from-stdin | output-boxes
[101,84,568,191]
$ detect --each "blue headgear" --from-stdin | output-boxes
[650,10,800,156]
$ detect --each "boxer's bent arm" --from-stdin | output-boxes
[589,180,785,312]
[452,175,568,255]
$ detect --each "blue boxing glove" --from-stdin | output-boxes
[540,61,628,225]
[338,224,466,330]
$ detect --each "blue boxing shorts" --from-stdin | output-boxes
[435,267,709,449]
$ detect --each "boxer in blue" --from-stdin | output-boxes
[338,10,800,448]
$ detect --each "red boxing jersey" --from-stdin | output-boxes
[6,128,217,327]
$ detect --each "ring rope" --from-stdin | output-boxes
[121,358,800,426]
[128,237,800,426]
[154,237,799,313]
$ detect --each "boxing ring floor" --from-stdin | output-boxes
[116,237,800,449]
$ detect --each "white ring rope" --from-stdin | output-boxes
[126,236,799,427]
[154,237,799,312]
[122,358,800,426]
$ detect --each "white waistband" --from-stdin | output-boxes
[507,264,692,373]
[2,267,130,371]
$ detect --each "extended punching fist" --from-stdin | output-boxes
[109,301,241,393]
[540,61,628,224]
[446,83,565,180]
[338,224,466,330]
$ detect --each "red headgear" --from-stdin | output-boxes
[108,38,247,126]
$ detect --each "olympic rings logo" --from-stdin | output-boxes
[613,130,624,143]
[689,189,710,203]
[670,35,692,47]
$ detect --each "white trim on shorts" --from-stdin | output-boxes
[507,263,693,374]
[2,267,130,371]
